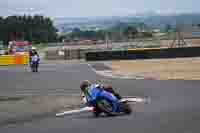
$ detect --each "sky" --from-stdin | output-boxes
[0,0,199,18]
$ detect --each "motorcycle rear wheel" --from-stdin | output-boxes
[120,102,132,114]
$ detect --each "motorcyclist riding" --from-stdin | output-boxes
[30,49,40,72]
[29,47,38,64]
[80,80,122,114]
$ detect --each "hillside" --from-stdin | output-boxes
[54,13,200,32]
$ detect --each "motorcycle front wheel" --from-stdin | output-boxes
[96,98,115,116]
[31,64,38,72]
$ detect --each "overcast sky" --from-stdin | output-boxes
[0,0,198,18]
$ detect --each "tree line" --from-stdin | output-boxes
[0,15,58,45]
[60,23,154,42]
[69,28,105,40]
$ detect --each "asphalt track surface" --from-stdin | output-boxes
[1,63,200,133]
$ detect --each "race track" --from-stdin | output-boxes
[0,63,200,133]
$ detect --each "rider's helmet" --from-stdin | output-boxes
[80,80,91,92]
[33,51,38,55]
[31,46,36,51]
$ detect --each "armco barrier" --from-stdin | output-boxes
[21,53,29,65]
[45,50,64,60]
[0,55,16,65]
[45,49,96,60]
[85,46,200,61]
[0,53,29,65]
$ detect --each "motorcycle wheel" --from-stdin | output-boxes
[120,102,132,114]
[35,66,38,72]
[92,108,102,117]
[36,63,39,72]
[31,65,35,72]
[31,64,38,72]
[96,98,115,116]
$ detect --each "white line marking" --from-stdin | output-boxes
[56,107,93,117]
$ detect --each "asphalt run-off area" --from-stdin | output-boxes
[0,62,200,133]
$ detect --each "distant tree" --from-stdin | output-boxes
[165,24,172,33]
[141,32,153,38]
[0,17,4,41]
[138,22,147,32]
[72,28,81,33]
[67,28,105,40]
[0,15,58,45]
[123,26,138,40]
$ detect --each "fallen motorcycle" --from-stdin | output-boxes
[56,94,147,117]
[81,93,132,117]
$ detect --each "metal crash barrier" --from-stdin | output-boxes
[0,53,29,65]
[85,46,200,61]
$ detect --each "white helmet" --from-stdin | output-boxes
[31,46,36,50]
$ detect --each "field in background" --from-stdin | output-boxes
[111,57,200,80]
[45,38,200,51]
[42,38,200,61]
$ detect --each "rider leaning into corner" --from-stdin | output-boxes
[29,47,40,65]
[80,80,122,113]
[29,47,40,72]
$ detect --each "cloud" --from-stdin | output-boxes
[0,0,199,17]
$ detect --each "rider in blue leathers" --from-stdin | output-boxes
[80,80,121,113]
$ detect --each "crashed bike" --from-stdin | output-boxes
[56,93,146,117]
[81,92,132,117]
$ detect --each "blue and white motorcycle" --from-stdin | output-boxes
[56,91,148,117]
[81,90,132,117]
[30,55,40,72]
